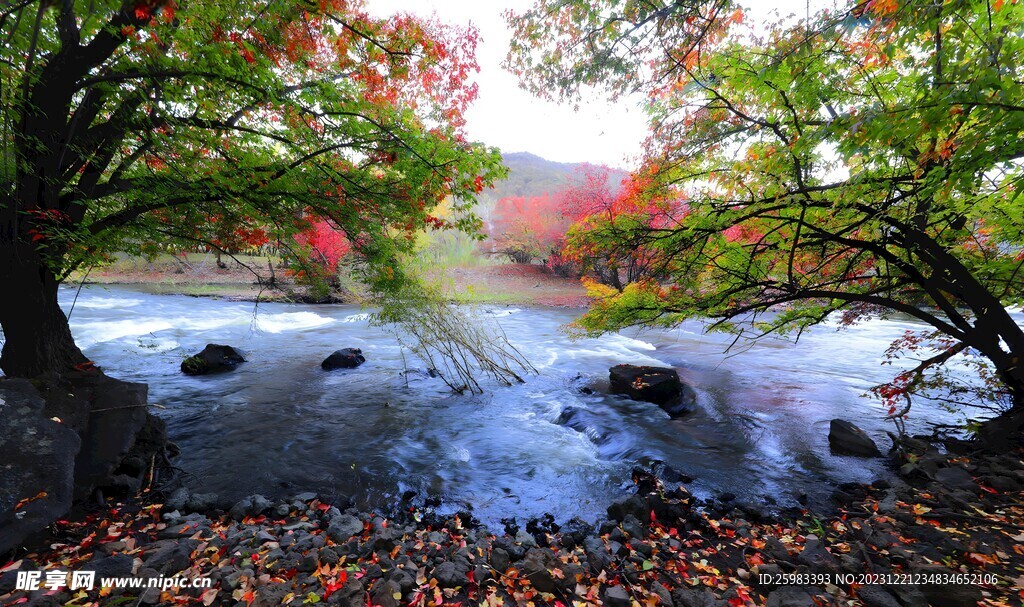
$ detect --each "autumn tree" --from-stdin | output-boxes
[0,0,502,377]
[291,217,352,296]
[489,192,567,263]
[559,165,683,289]
[509,0,1024,445]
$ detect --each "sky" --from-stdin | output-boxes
[367,1,826,169]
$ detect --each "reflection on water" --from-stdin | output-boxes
[36,284,990,525]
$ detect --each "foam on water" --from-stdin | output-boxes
[173,315,246,332]
[136,336,180,353]
[71,296,144,309]
[481,308,521,317]
[73,319,174,349]
[606,334,658,351]
[450,445,471,462]
[340,313,372,323]
[558,344,666,367]
[254,311,335,333]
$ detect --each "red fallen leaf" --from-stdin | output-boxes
[324,575,346,600]
[965,552,997,565]
[466,569,475,584]
[14,491,47,511]
[316,502,331,512]
[241,589,255,605]
[977,483,998,494]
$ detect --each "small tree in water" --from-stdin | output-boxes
[507,0,1024,445]
[375,280,536,394]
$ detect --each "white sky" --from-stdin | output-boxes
[368,1,826,169]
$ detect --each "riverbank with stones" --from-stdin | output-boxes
[2,439,1022,607]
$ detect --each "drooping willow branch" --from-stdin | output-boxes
[376,284,537,394]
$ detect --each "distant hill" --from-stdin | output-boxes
[493,152,581,199]
[477,152,630,214]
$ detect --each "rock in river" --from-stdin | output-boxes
[828,419,881,457]
[609,364,694,416]
[322,348,366,370]
[181,344,246,375]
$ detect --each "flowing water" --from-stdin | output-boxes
[42,285,989,525]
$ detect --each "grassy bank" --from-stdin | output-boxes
[72,255,589,307]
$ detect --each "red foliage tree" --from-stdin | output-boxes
[558,166,686,289]
[291,219,353,290]
[489,193,569,264]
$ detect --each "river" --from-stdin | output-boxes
[49,284,979,526]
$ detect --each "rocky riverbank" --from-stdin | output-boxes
[2,440,1021,607]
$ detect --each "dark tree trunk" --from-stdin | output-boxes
[910,233,1024,448]
[978,405,1024,450]
[0,238,88,378]
[977,380,1024,449]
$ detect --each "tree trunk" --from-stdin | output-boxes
[978,404,1024,450]
[0,241,88,378]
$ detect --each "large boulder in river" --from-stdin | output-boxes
[609,364,694,417]
[322,348,366,370]
[181,344,246,375]
[829,419,882,457]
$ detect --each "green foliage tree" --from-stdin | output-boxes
[508,0,1024,444]
[0,0,502,377]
